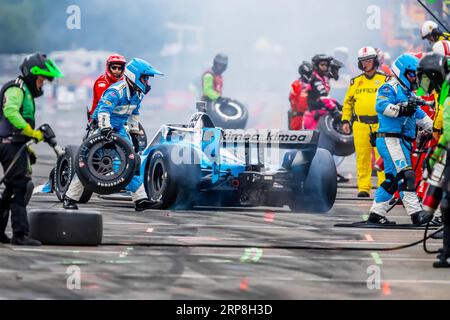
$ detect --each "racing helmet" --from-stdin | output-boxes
[20,53,64,98]
[417,52,449,95]
[433,40,450,56]
[357,46,379,71]
[105,54,126,80]
[298,61,313,82]
[391,53,420,91]
[311,54,333,75]
[212,53,228,75]
[124,58,163,94]
[329,58,344,80]
[421,20,443,42]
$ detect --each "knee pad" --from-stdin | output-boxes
[380,173,397,195]
[398,169,415,192]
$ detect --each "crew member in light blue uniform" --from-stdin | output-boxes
[64,58,163,211]
[368,53,434,225]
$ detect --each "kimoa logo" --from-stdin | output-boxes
[222,130,313,143]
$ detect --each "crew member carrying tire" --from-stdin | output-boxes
[63,58,163,212]
[367,54,434,226]
[0,53,63,245]
[288,61,312,130]
[341,47,388,198]
[201,53,227,104]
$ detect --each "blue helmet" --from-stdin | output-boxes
[124,58,163,94]
[391,53,419,91]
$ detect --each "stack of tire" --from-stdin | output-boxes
[206,98,248,129]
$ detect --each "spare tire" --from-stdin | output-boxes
[29,209,102,246]
[75,133,137,195]
[317,114,354,157]
[54,145,93,203]
[208,98,248,129]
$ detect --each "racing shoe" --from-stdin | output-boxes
[337,174,349,183]
[367,212,396,225]
[0,233,10,244]
[431,215,443,226]
[63,196,78,210]
[358,191,370,198]
[411,211,433,226]
[134,199,161,212]
[11,235,41,246]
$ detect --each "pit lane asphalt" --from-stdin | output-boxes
[0,157,449,300]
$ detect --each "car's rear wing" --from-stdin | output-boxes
[221,129,319,149]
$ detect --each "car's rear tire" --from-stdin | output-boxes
[145,145,201,209]
[29,209,102,246]
[290,148,337,213]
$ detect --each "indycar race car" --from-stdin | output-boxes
[139,112,337,212]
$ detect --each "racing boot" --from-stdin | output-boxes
[63,196,78,210]
[367,212,396,225]
[410,211,433,226]
[134,199,160,212]
[337,174,349,183]
[358,191,370,198]
[431,215,443,226]
[11,235,41,246]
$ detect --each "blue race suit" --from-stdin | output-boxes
[370,78,433,216]
[66,80,147,202]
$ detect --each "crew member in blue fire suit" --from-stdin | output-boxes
[368,53,434,226]
[63,58,164,211]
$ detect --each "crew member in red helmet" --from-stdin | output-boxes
[89,54,126,118]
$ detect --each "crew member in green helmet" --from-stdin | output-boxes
[0,53,63,246]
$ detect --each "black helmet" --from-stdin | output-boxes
[417,52,449,95]
[312,54,333,67]
[20,53,63,97]
[213,53,228,75]
[298,61,313,82]
[329,58,344,80]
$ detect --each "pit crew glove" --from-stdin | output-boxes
[21,124,44,143]
[100,127,114,140]
[397,100,416,117]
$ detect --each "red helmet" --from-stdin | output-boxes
[105,54,126,80]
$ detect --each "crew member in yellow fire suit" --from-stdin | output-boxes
[341,47,388,197]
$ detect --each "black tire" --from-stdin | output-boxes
[75,133,138,195]
[290,148,337,213]
[317,114,354,157]
[137,122,148,152]
[208,98,248,129]
[145,145,201,209]
[29,209,102,246]
[54,145,93,203]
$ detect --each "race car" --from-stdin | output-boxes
[139,112,337,212]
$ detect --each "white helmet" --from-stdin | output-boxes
[432,40,450,56]
[358,47,379,70]
[421,20,441,40]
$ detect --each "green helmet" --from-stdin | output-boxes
[20,53,63,97]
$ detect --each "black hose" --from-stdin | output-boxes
[102,226,443,251]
